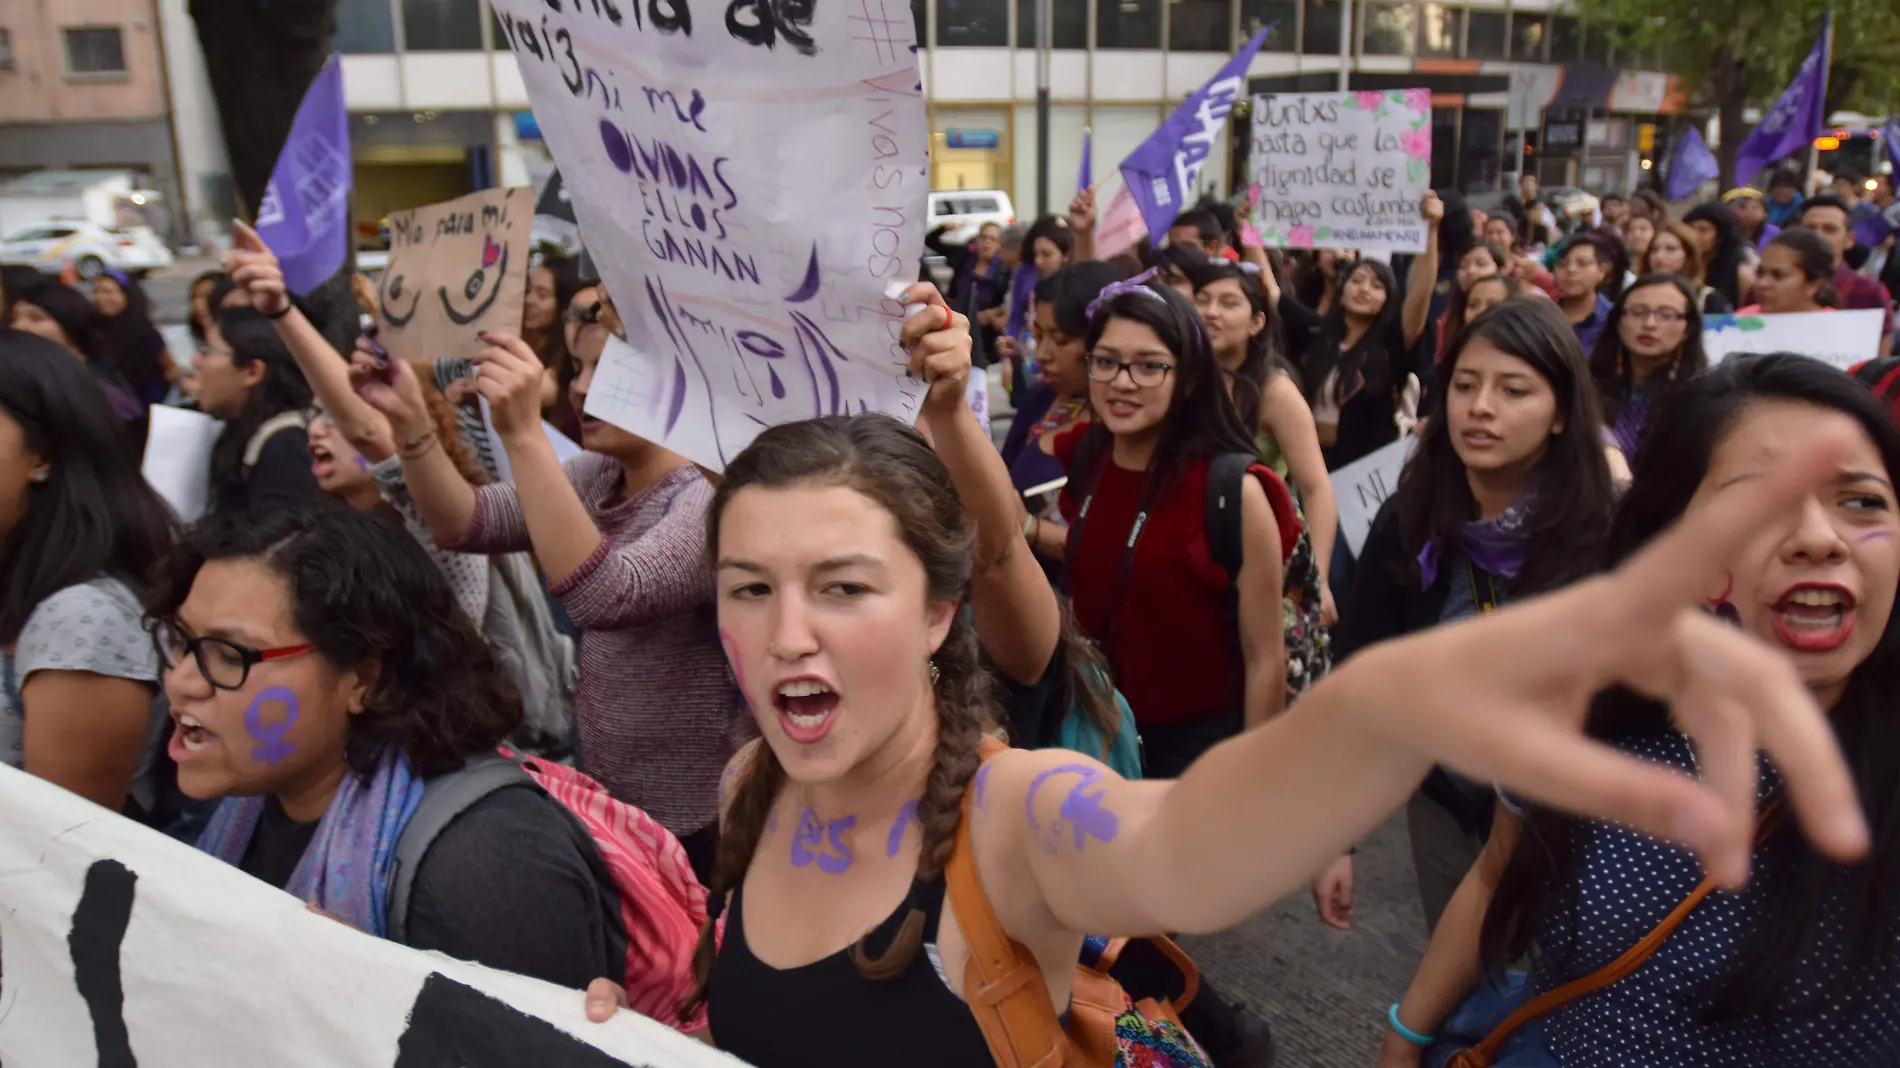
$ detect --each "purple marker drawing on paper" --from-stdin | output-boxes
[1025,764,1120,852]
[243,686,300,765]
[886,800,919,857]
[790,807,856,874]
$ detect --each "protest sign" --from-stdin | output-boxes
[1330,436,1417,556]
[141,404,223,521]
[1703,310,1885,373]
[375,187,536,364]
[0,765,743,1068]
[491,0,928,472]
[1248,89,1433,253]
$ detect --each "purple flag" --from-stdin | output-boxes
[1664,128,1719,201]
[255,55,353,295]
[1731,17,1831,185]
[1120,26,1271,243]
[1854,202,1898,252]
[1078,127,1092,195]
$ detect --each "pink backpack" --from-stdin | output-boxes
[388,749,709,1031]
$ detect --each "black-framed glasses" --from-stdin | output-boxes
[300,407,333,429]
[1623,306,1687,325]
[1086,354,1176,387]
[150,619,315,691]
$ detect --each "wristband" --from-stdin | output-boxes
[1387,1003,1433,1047]
[397,431,438,459]
[1021,514,1036,539]
[264,302,294,320]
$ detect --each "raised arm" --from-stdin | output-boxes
[905,285,1060,685]
[1068,188,1097,263]
[1402,192,1444,348]
[966,426,1868,948]
[353,352,482,543]
[226,221,394,461]
[1261,372,1339,622]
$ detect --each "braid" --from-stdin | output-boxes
[679,745,784,1022]
[848,607,992,979]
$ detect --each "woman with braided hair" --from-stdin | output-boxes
[580,286,1878,1068]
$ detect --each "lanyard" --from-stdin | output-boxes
[1065,464,1158,666]
[1468,559,1501,615]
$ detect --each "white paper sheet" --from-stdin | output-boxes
[1702,309,1886,372]
[1329,436,1419,557]
[0,765,747,1067]
[140,404,223,521]
[1249,89,1434,253]
[489,0,930,471]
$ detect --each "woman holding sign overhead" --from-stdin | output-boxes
[352,288,742,884]
[1332,298,1614,932]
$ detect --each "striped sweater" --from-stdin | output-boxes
[450,453,745,836]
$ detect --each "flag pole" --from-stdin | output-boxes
[1036,0,1052,216]
[1808,10,1835,181]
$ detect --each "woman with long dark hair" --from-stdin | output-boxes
[1384,354,1900,1067]
[1745,229,1841,315]
[0,330,175,815]
[156,504,627,988]
[91,269,173,405]
[1640,220,1735,315]
[1336,298,1615,932]
[1683,201,1748,308]
[526,254,586,441]
[194,304,321,516]
[1590,273,1708,463]
[1052,277,1300,777]
[1439,275,1525,358]
[6,280,144,428]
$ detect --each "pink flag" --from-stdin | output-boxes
[1096,184,1148,260]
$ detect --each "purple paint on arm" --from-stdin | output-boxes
[1026,763,1120,852]
[886,800,919,858]
[974,763,992,810]
[243,686,301,766]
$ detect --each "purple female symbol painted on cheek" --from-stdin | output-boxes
[243,686,300,766]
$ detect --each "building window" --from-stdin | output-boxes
[63,27,126,75]
[1096,0,1161,49]
[939,0,1008,46]
[1238,0,1296,51]
[402,0,483,50]
[1301,0,1341,54]
[0,29,13,70]
[1018,0,1087,48]
[1510,13,1545,62]
[1169,0,1231,52]
[1360,0,1413,55]
[1548,15,1581,62]
[1417,2,1461,57]
[1465,9,1505,58]
[334,0,397,52]
[913,0,926,47]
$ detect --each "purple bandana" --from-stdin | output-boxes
[1418,494,1534,589]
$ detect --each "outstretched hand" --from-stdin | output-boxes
[1068,187,1098,234]
[1352,425,1872,888]
[224,221,292,318]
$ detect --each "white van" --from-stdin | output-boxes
[927,189,1015,244]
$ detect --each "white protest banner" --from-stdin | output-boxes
[1331,436,1418,556]
[0,765,746,1068]
[1248,89,1433,253]
[141,404,223,521]
[492,0,928,472]
[1702,310,1885,373]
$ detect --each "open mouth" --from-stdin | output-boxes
[169,711,216,759]
[309,442,336,478]
[1771,584,1857,652]
[773,678,840,744]
[1105,398,1141,418]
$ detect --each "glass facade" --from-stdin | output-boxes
[1170,0,1234,52]
[402,0,483,50]
[939,0,1009,46]
[1300,0,1341,54]
[1465,9,1506,59]
[1238,0,1298,51]
[1415,2,1460,57]
[1017,0,1088,48]
[1360,1,1414,56]
[1097,0,1163,49]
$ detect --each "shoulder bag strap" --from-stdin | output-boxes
[386,752,535,943]
[243,410,310,470]
[946,744,1070,1068]
[1450,799,1786,1068]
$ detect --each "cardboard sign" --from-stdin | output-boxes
[376,187,536,363]
[0,765,744,1068]
[1248,89,1433,253]
[1330,436,1418,556]
[491,0,929,471]
[1703,310,1885,373]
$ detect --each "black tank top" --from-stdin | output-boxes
[708,874,995,1066]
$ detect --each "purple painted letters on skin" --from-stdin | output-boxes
[244,686,300,766]
[974,763,992,810]
[1025,764,1120,852]
[790,808,856,874]
[886,800,919,857]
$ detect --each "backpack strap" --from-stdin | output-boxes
[243,410,310,470]
[1449,799,1786,1068]
[386,752,536,944]
[947,741,1070,1068]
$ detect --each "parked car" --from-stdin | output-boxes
[928,189,1015,245]
[0,220,172,279]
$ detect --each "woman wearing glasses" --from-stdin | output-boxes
[1589,274,1708,464]
[1049,276,1302,778]
[154,504,627,988]
[0,330,175,816]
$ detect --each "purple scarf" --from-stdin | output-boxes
[197,747,424,937]
[1007,266,1039,339]
[1417,494,1534,590]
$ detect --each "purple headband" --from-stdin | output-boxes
[1085,268,1164,323]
